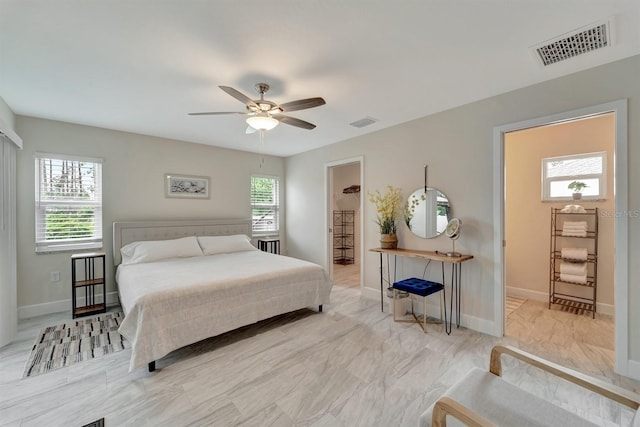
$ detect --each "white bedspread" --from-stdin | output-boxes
[117,250,332,371]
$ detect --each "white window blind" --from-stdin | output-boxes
[35,153,103,253]
[251,175,279,235]
[541,151,606,201]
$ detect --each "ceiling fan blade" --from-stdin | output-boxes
[219,86,259,109]
[276,115,316,130]
[278,97,326,112]
[245,125,256,134]
[188,111,246,116]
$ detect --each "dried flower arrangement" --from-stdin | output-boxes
[368,185,402,234]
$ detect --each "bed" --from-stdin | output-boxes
[113,219,333,372]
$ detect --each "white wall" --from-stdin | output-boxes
[0,97,15,132]
[0,97,18,347]
[285,54,640,365]
[15,116,284,317]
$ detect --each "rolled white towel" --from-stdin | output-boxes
[560,273,587,284]
[561,247,588,261]
[560,261,587,275]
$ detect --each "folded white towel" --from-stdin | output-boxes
[563,224,587,229]
[561,247,588,261]
[563,226,588,232]
[560,273,587,284]
[563,221,588,229]
[560,205,586,214]
[562,230,588,237]
[560,261,587,275]
[562,221,588,236]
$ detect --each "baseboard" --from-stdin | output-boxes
[362,286,498,336]
[506,286,547,301]
[361,286,381,302]
[626,359,640,381]
[506,286,614,316]
[366,284,614,336]
[18,292,120,319]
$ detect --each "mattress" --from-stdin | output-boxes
[116,250,332,371]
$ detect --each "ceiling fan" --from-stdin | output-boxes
[188,83,325,133]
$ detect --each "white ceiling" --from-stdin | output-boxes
[1,1,639,157]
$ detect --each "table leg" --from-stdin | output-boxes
[451,263,458,329]
[456,264,462,328]
[443,261,463,334]
[379,252,383,312]
[442,262,453,334]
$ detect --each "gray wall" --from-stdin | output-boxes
[15,117,284,316]
[285,55,640,364]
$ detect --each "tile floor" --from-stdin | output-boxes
[1,283,638,427]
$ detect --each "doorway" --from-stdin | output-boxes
[504,113,616,366]
[326,157,363,289]
[493,99,630,376]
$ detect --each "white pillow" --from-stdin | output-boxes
[120,236,203,265]
[197,234,257,255]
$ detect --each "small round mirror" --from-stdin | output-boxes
[404,187,451,239]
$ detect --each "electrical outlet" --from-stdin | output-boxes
[50,271,60,282]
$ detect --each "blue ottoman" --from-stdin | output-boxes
[392,278,444,333]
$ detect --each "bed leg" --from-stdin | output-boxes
[319,305,323,312]
[148,361,156,372]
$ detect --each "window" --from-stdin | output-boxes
[541,151,606,201]
[251,175,279,235]
[35,153,103,253]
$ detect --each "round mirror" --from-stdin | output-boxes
[404,187,451,238]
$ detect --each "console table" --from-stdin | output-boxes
[370,247,473,334]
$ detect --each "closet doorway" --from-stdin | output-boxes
[495,100,630,376]
[326,157,363,289]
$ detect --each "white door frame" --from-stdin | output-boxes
[325,156,364,287]
[493,99,630,376]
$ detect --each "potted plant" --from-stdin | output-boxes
[568,181,588,200]
[368,185,402,248]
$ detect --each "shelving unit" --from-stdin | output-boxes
[71,252,107,318]
[549,208,598,318]
[333,210,354,265]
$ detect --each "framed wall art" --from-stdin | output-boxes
[164,174,210,199]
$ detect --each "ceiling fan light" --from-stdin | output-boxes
[246,115,279,131]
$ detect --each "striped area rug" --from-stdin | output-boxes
[506,296,527,317]
[23,311,129,378]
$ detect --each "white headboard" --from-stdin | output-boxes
[112,218,252,266]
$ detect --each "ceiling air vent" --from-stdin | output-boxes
[533,19,613,66]
[350,116,378,128]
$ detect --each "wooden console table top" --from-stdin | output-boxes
[369,247,473,264]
